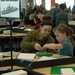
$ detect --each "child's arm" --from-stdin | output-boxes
[42,43,63,50]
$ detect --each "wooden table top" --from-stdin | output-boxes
[33,63,75,75]
[0,33,26,38]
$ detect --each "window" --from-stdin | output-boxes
[55,0,74,10]
[45,0,51,10]
[34,0,42,6]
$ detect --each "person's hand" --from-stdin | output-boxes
[42,44,49,50]
[42,44,52,51]
[33,26,34,28]
[34,43,42,51]
[41,47,47,52]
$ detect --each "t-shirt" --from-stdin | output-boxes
[58,39,73,56]
[24,16,35,26]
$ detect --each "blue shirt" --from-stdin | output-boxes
[58,39,73,56]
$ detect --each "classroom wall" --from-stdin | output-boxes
[74,0,75,5]
[21,0,75,10]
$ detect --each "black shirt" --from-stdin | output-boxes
[24,16,35,26]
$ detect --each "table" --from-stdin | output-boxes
[0,65,44,75]
[33,64,75,75]
[33,67,50,75]
[12,28,31,33]
[12,25,33,33]
[1,64,75,75]
[68,21,75,33]
[0,56,44,75]
[0,33,26,38]
[16,53,75,70]
[0,53,75,75]
[68,21,75,25]
[25,25,33,29]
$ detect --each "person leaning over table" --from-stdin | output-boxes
[42,24,74,56]
[20,22,55,53]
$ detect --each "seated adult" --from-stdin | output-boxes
[42,15,58,43]
[20,22,55,53]
[24,12,35,26]
[33,16,41,29]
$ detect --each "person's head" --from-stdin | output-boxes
[29,12,35,20]
[66,10,70,13]
[37,10,43,14]
[55,3,59,8]
[42,15,53,25]
[53,24,73,42]
[34,16,41,24]
[39,22,53,38]
[59,3,66,11]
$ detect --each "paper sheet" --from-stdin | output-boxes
[17,53,36,61]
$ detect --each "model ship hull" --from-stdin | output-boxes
[2,5,18,15]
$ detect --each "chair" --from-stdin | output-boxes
[12,19,20,27]
[13,21,20,27]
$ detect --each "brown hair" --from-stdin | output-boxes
[59,3,66,10]
[54,24,74,37]
[42,15,53,25]
[41,22,52,27]
[34,16,41,24]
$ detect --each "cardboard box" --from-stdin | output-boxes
[61,68,75,75]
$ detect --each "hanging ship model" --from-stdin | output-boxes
[2,4,18,15]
